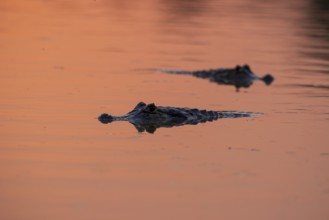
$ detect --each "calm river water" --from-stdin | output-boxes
[1,0,329,219]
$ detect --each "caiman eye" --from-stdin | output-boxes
[145,103,157,112]
[235,65,241,72]
[135,102,146,109]
[243,64,251,71]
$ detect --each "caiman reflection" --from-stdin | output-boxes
[157,64,274,91]
[98,102,261,133]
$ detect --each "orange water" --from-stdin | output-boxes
[1,0,329,219]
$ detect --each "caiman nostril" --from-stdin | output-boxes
[98,113,114,124]
[262,74,274,85]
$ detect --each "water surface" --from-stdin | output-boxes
[1,0,329,220]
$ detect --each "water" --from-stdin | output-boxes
[1,0,329,219]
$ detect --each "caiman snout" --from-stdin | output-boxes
[262,74,274,85]
[98,113,114,124]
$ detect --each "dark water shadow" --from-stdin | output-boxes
[154,0,213,49]
[157,0,211,24]
[298,0,329,70]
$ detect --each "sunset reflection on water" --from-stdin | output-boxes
[0,0,329,220]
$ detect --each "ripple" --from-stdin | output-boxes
[292,84,329,90]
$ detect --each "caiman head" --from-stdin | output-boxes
[98,102,188,133]
[234,65,274,90]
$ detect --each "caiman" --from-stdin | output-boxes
[157,64,274,91]
[98,102,261,133]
